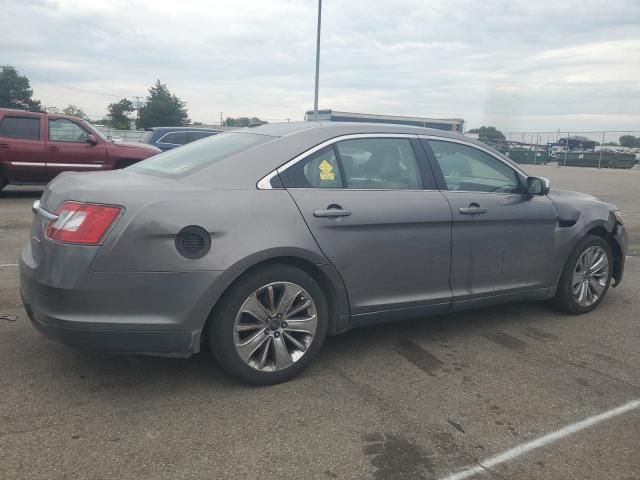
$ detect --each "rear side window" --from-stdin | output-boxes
[280,137,424,190]
[129,132,271,176]
[159,131,189,145]
[336,138,421,189]
[0,116,40,140]
[280,147,343,188]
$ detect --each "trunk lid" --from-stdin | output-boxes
[32,170,185,262]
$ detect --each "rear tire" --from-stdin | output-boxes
[207,264,328,385]
[552,235,613,314]
[0,171,6,191]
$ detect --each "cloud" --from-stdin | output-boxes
[2,0,639,132]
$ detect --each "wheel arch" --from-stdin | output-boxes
[584,225,624,286]
[200,252,351,340]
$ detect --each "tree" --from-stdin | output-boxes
[224,116,267,127]
[467,126,506,141]
[136,80,189,129]
[107,98,134,130]
[0,65,41,111]
[62,104,87,119]
[619,135,640,148]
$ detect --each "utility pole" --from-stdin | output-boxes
[220,112,223,126]
[313,0,322,121]
[133,96,142,128]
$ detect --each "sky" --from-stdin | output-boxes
[2,0,640,134]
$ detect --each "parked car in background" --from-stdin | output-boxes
[140,126,222,151]
[20,122,627,385]
[0,108,160,191]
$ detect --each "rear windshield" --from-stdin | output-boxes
[128,132,271,176]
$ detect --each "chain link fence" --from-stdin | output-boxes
[474,131,640,169]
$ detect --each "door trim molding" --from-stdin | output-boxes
[47,163,104,168]
[9,162,46,167]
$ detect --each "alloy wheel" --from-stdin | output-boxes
[233,282,318,372]
[572,245,609,307]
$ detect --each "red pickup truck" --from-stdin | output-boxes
[0,108,160,191]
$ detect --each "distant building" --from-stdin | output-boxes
[305,109,465,133]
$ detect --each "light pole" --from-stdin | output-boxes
[313,0,322,121]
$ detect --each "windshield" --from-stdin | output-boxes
[127,132,271,176]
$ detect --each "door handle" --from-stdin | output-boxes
[459,203,487,215]
[0,144,9,150]
[47,146,59,152]
[313,208,352,218]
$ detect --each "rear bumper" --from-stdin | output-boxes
[23,294,200,356]
[19,240,227,356]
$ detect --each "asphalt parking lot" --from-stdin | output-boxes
[1,165,639,480]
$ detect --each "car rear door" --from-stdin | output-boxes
[280,134,453,322]
[0,113,47,181]
[45,117,108,179]
[422,137,557,304]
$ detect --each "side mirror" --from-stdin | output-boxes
[86,134,98,145]
[527,176,550,196]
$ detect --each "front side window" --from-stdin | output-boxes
[159,131,189,145]
[428,140,521,193]
[48,118,88,143]
[336,138,421,189]
[280,147,343,188]
[0,116,40,140]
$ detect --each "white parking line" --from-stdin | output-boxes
[440,400,640,480]
[0,264,18,268]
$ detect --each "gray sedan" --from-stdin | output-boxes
[20,122,628,384]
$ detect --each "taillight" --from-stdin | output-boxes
[45,201,123,245]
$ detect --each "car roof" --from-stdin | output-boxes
[166,120,520,189]
[246,121,465,139]
[148,126,222,132]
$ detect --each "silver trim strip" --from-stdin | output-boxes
[256,132,528,190]
[257,133,418,190]
[10,162,46,167]
[10,161,103,168]
[47,163,103,168]
[38,207,58,221]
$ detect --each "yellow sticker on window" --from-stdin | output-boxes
[319,160,333,173]
[320,172,335,181]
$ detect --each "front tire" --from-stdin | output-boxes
[207,264,328,385]
[553,235,613,314]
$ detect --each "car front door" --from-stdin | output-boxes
[280,135,452,322]
[422,137,557,304]
[46,117,108,179]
